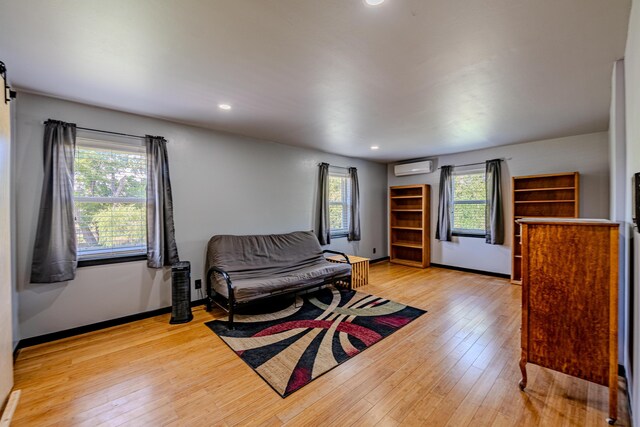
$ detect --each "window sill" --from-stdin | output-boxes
[330,232,349,239]
[78,254,146,268]
[452,232,486,239]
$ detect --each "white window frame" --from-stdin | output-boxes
[74,137,147,260]
[451,168,486,236]
[328,169,351,238]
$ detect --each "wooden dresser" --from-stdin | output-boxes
[518,218,619,424]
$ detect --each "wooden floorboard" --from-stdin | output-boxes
[12,263,631,426]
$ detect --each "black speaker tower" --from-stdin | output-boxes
[170,261,193,324]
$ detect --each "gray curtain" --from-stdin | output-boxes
[485,159,504,244]
[317,162,330,245]
[435,165,453,242]
[146,136,179,268]
[30,120,78,283]
[348,167,361,241]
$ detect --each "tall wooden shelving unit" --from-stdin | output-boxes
[389,184,430,268]
[511,172,579,284]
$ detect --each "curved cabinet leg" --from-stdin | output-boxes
[608,370,618,425]
[518,354,528,390]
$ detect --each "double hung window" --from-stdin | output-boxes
[328,172,352,238]
[74,138,147,260]
[451,170,486,236]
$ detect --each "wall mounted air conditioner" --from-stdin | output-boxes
[394,160,433,176]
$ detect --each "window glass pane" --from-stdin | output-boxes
[328,174,351,234]
[453,203,485,232]
[76,202,146,255]
[75,146,146,199]
[328,176,343,203]
[329,204,344,231]
[74,143,147,258]
[453,173,485,201]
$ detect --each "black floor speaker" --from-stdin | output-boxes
[170,261,193,324]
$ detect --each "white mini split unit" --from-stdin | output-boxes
[394,160,433,176]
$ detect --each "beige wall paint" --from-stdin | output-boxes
[0,80,14,405]
[388,132,610,275]
[13,92,388,340]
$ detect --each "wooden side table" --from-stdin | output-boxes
[327,255,370,289]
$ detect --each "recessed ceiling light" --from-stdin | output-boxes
[218,103,232,110]
[364,0,385,5]
[370,145,380,150]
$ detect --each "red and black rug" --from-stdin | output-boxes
[206,286,426,397]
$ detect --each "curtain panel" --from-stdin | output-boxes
[485,159,504,244]
[146,136,180,268]
[31,120,78,283]
[348,167,361,241]
[317,162,330,245]
[435,165,453,242]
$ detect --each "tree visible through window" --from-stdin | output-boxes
[452,171,486,235]
[74,139,147,259]
[328,173,351,237]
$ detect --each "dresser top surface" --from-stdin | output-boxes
[517,217,617,226]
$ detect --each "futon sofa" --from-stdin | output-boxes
[205,230,352,328]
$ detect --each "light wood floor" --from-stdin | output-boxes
[12,263,630,426]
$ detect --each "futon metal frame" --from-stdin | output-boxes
[205,250,352,328]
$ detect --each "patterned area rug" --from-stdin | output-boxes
[206,286,426,397]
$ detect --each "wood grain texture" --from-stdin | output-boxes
[328,255,370,288]
[0,77,13,411]
[390,184,430,268]
[519,220,619,422]
[511,172,579,284]
[12,263,629,426]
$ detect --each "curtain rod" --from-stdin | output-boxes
[45,119,165,141]
[437,157,510,170]
[77,126,147,140]
[318,163,352,170]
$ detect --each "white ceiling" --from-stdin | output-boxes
[0,0,631,162]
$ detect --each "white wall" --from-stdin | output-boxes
[10,103,18,351]
[624,0,640,419]
[14,92,388,340]
[388,132,610,275]
[610,59,629,368]
[0,79,14,407]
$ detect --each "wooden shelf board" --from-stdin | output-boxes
[514,187,575,192]
[391,241,423,249]
[514,215,574,219]
[390,195,423,199]
[390,258,424,268]
[391,226,423,230]
[515,200,575,204]
[514,255,522,258]
[392,209,423,212]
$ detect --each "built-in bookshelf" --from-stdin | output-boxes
[389,184,430,268]
[511,172,579,284]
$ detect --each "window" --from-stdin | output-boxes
[74,138,147,260]
[452,170,486,236]
[328,172,352,237]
